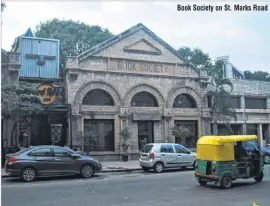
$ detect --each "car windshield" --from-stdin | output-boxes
[141,144,153,153]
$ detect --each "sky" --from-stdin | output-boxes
[1,1,270,72]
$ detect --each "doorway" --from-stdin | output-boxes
[138,121,154,151]
[84,119,115,152]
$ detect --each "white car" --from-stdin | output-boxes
[139,143,197,173]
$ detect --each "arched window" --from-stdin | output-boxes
[131,91,158,107]
[82,89,114,106]
[173,94,196,108]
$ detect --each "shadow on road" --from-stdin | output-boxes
[198,180,267,190]
[3,174,104,183]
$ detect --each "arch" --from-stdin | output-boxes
[74,81,121,106]
[167,86,202,108]
[82,89,114,106]
[123,84,165,107]
[173,93,196,108]
[131,91,158,107]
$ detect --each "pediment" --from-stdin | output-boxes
[123,39,162,55]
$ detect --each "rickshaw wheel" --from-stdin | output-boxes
[220,176,232,189]
[198,180,207,186]
[254,172,264,182]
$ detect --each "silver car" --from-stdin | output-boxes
[139,143,197,173]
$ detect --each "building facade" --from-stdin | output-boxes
[9,28,70,148]
[64,23,213,160]
[1,49,21,152]
[64,23,270,160]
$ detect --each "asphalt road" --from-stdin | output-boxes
[2,165,270,206]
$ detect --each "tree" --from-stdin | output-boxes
[34,18,114,71]
[244,70,270,82]
[1,2,6,12]
[1,84,43,146]
[207,77,236,135]
[177,46,213,69]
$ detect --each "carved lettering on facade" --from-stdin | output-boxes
[110,59,175,76]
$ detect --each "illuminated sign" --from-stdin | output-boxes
[37,84,57,105]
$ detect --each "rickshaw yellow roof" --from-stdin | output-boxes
[197,135,258,146]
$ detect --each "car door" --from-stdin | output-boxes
[27,147,56,176]
[173,144,194,167]
[159,145,177,168]
[52,148,76,175]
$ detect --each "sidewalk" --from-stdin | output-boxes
[1,160,141,178]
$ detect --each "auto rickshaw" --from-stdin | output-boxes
[194,135,264,189]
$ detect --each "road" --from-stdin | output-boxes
[2,165,270,206]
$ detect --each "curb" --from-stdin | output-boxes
[102,168,142,173]
[1,168,142,178]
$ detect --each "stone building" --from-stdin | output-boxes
[64,23,210,160]
[214,79,270,146]
[64,23,270,160]
[1,49,21,147]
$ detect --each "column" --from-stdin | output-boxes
[164,118,167,143]
[240,96,245,109]
[267,124,270,145]
[241,124,247,135]
[257,124,263,147]
[77,115,84,152]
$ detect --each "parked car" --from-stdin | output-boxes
[139,143,197,173]
[4,145,102,182]
[243,140,270,164]
[261,146,270,164]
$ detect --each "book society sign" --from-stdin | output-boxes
[110,59,176,76]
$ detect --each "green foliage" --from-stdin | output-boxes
[1,2,6,12]
[208,59,224,80]
[207,78,236,135]
[34,18,114,71]
[120,128,131,153]
[244,70,270,82]
[177,47,213,69]
[1,84,44,120]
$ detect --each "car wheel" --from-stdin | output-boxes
[264,155,270,164]
[21,168,36,182]
[220,176,233,189]
[198,180,207,186]
[80,164,95,178]
[254,172,264,182]
[142,166,150,172]
[153,162,164,173]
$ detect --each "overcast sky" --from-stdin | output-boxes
[1,2,269,72]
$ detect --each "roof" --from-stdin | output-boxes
[78,23,199,73]
[231,63,244,77]
[197,135,258,146]
[11,28,35,52]
[23,28,34,37]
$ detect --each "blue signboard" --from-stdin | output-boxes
[16,35,60,79]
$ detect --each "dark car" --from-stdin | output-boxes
[4,145,102,182]
[243,140,270,164]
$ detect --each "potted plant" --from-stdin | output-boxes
[120,127,131,162]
